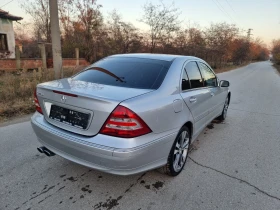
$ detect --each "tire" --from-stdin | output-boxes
[217,96,229,121]
[161,126,190,176]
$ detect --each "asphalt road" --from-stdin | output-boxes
[1,61,280,210]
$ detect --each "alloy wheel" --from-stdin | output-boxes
[173,130,189,172]
[223,97,229,119]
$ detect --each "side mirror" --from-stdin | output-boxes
[220,80,230,87]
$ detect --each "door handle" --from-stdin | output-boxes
[210,92,214,97]
[189,97,197,103]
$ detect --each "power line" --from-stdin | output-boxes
[215,0,236,23]
[225,0,236,14]
[279,2,280,24]
[212,0,235,24]
[0,0,16,8]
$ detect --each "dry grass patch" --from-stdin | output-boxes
[214,62,250,74]
[0,67,83,123]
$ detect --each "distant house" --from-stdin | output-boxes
[0,9,22,58]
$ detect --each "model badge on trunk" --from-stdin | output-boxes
[61,95,67,103]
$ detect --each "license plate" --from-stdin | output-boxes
[49,105,90,129]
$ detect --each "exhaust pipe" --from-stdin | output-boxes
[37,147,44,153]
[37,146,55,157]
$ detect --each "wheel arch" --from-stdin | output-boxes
[183,121,193,140]
[228,91,231,104]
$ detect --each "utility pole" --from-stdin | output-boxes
[247,28,253,41]
[49,0,62,79]
[247,28,253,62]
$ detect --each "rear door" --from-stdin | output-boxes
[198,62,225,119]
[180,61,212,136]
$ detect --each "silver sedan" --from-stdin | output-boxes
[31,54,230,176]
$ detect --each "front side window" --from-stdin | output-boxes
[199,62,217,87]
[184,61,204,89]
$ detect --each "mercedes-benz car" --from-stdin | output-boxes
[31,54,230,176]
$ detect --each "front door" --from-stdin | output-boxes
[180,61,212,136]
[198,62,225,119]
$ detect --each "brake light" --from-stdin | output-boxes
[100,105,152,138]
[53,90,77,97]
[34,89,43,114]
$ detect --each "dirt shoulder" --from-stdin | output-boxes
[273,63,280,74]
[214,62,250,74]
[0,113,33,127]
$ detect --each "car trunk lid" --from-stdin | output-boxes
[36,78,153,136]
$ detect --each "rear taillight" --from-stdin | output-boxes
[100,105,152,138]
[34,89,43,114]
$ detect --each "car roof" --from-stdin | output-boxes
[109,53,201,62]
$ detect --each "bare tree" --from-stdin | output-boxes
[21,0,51,42]
[140,1,181,53]
[230,37,250,65]
[58,0,75,38]
[19,0,270,67]
[14,22,32,41]
[14,22,41,58]
[75,0,103,61]
[204,23,239,67]
[272,39,280,64]
[107,10,142,54]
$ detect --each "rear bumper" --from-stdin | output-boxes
[31,112,177,175]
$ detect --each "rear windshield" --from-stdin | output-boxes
[72,57,172,89]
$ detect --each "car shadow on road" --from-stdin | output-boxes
[189,119,224,154]
[7,120,225,210]
[8,153,172,210]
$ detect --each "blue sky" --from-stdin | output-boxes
[1,0,280,46]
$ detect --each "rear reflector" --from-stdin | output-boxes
[100,105,152,138]
[34,89,43,114]
[53,90,78,97]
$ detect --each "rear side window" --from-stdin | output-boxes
[73,57,171,89]
[184,62,204,89]
[199,62,217,87]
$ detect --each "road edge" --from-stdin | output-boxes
[0,113,33,127]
